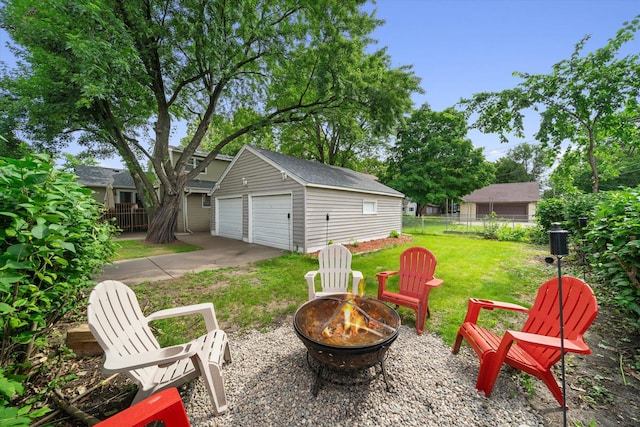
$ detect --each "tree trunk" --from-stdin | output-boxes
[588,131,600,193]
[145,192,181,244]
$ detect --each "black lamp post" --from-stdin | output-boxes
[548,223,569,426]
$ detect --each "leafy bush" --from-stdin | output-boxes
[533,194,600,245]
[495,223,529,242]
[0,155,116,419]
[585,187,640,324]
[535,197,567,232]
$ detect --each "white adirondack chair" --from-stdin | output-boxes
[305,244,364,300]
[87,280,231,414]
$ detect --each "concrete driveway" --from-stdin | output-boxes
[95,232,286,285]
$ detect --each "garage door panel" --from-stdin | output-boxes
[252,195,291,250]
[218,198,242,239]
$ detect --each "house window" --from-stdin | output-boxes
[362,200,377,215]
[202,194,211,208]
[185,157,207,174]
[118,191,135,204]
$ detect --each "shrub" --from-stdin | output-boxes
[496,224,529,242]
[585,187,640,324]
[0,155,116,420]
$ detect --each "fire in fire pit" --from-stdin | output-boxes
[293,294,400,395]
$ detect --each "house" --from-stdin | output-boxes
[75,165,148,231]
[167,146,233,233]
[209,145,404,253]
[75,146,233,232]
[459,182,539,222]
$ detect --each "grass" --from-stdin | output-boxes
[131,233,555,347]
[111,239,200,261]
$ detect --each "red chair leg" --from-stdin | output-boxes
[415,306,427,335]
[538,369,566,408]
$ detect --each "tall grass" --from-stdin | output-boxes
[132,234,553,347]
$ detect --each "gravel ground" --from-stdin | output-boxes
[182,322,545,427]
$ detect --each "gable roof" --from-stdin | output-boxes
[75,165,215,193]
[75,165,136,189]
[463,182,540,203]
[246,145,404,197]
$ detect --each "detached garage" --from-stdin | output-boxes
[210,145,404,253]
[460,182,540,222]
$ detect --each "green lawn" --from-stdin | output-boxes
[111,239,200,261]
[130,233,553,347]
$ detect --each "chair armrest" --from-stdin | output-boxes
[376,271,398,298]
[427,277,443,288]
[351,270,363,294]
[505,330,592,354]
[305,270,318,300]
[463,298,529,324]
[103,343,198,372]
[147,303,219,331]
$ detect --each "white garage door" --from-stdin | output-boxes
[217,197,242,240]
[251,194,291,250]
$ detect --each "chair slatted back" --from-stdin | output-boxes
[520,276,598,369]
[398,247,438,298]
[88,280,160,382]
[317,244,353,294]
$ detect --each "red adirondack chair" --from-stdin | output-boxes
[376,246,443,335]
[452,276,598,407]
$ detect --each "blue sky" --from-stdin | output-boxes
[1,1,639,167]
[367,0,640,160]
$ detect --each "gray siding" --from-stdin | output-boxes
[211,151,305,248]
[177,194,210,232]
[305,187,403,252]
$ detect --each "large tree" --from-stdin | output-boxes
[381,105,494,214]
[0,0,419,243]
[461,18,640,193]
[493,142,546,183]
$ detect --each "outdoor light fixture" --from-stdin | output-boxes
[242,177,248,186]
[578,215,588,229]
[547,222,569,427]
[281,170,288,180]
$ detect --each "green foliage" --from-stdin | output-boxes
[0,368,50,426]
[462,18,640,193]
[535,198,567,232]
[0,155,115,423]
[585,187,640,323]
[382,104,495,209]
[389,230,400,238]
[0,155,116,369]
[493,142,546,184]
[495,224,530,242]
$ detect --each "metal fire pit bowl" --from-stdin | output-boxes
[293,294,400,371]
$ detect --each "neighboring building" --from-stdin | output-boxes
[75,165,139,206]
[75,165,148,231]
[403,201,442,216]
[167,146,233,233]
[75,146,233,232]
[460,182,540,222]
[210,145,404,253]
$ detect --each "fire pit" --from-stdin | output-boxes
[293,294,400,395]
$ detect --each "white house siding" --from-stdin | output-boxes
[211,151,306,249]
[305,187,402,253]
